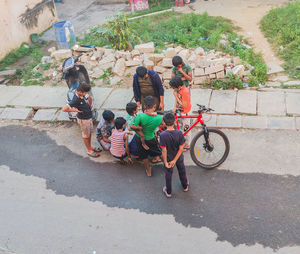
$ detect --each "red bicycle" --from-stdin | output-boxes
[173,104,230,169]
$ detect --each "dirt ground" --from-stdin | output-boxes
[178,0,290,66]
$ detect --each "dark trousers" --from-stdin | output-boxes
[164,156,188,195]
[129,134,138,157]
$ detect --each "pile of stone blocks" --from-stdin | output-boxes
[45,42,247,87]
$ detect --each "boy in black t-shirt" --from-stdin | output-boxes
[62,82,100,158]
[159,112,189,198]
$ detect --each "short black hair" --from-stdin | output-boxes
[126,102,137,116]
[169,76,183,88]
[172,56,183,67]
[77,82,91,92]
[136,66,147,78]
[115,117,126,130]
[144,96,155,109]
[163,112,175,126]
[102,110,115,122]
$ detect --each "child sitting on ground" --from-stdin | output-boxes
[125,102,148,157]
[96,110,115,151]
[160,112,189,198]
[110,117,133,165]
[131,96,163,177]
[170,76,192,149]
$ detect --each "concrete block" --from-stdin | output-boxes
[0,86,24,107]
[191,89,212,112]
[267,62,284,75]
[33,109,57,121]
[257,92,285,116]
[296,117,300,130]
[286,93,300,115]
[153,66,166,74]
[267,117,296,130]
[265,82,281,87]
[178,49,190,60]
[205,66,215,75]
[232,65,244,78]
[148,53,164,63]
[92,88,114,109]
[51,49,72,61]
[212,64,224,73]
[0,70,16,77]
[125,60,141,67]
[210,90,237,114]
[162,70,172,81]
[0,108,32,120]
[113,58,126,77]
[164,48,177,58]
[216,71,225,79]
[194,68,205,77]
[144,60,154,69]
[242,116,267,129]
[209,73,216,79]
[217,115,242,128]
[195,47,205,56]
[56,111,71,121]
[236,90,257,115]
[194,76,209,85]
[284,80,300,86]
[134,42,155,54]
[164,89,175,111]
[203,114,217,127]
[161,58,173,68]
[101,88,133,109]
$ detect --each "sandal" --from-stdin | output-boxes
[87,151,100,158]
[151,157,162,163]
[162,187,172,198]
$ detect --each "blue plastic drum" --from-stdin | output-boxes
[53,21,76,49]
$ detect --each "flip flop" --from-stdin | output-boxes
[162,187,172,198]
[87,151,100,158]
[151,158,162,163]
[94,147,102,153]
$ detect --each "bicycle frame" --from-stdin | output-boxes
[175,113,205,137]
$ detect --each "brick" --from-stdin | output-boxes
[125,60,142,67]
[205,66,214,75]
[242,116,267,129]
[209,73,216,79]
[267,117,296,130]
[232,65,244,78]
[194,76,209,85]
[217,115,242,128]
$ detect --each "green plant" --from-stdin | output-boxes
[22,80,43,86]
[41,63,51,70]
[6,105,15,108]
[210,73,243,89]
[261,1,300,79]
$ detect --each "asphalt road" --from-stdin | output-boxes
[0,125,300,253]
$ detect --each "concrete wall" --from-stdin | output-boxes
[0,0,58,60]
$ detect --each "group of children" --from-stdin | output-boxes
[63,55,192,198]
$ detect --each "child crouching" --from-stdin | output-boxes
[110,117,133,165]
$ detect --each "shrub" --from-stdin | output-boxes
[210,73,243,89]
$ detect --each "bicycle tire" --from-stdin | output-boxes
[190,128,230,169]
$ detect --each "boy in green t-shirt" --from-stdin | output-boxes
[131,96,163,177]
[172,56,193,88]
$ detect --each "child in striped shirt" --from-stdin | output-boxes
[110,117,133,165]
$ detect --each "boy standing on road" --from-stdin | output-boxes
[62,82,100,158]
[131,96,163,177]
[160,112,189,198]
[172,56,193,88]
[170,76,192,149]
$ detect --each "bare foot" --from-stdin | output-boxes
[145,167,152,177]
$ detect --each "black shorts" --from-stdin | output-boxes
[136,136,162,160]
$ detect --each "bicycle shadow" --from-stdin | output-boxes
[1,125,299,250]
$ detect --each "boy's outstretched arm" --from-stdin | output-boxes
[62,104,82,113]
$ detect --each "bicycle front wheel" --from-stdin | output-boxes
[190,128,230,169]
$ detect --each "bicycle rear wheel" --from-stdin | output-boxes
[190,128,230,169]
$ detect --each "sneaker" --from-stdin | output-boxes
[162,187,172,198]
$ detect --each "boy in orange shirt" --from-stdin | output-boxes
[170,76,192,149]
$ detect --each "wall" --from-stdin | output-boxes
[0,0,58,60]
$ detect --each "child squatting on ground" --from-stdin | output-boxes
[96,110,115,151]
[62,82,101,158]
[170,76,192,149]
[110,117,133,165]
[160,112,189,198]
[130,96,163,177]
